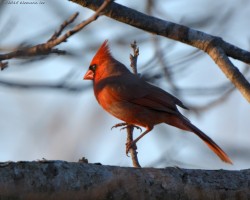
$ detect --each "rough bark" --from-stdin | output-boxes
[0,161,249,200]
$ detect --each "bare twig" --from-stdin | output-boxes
[0,0,113,69]
[0,62,8,70]
[126,125,141,168]
[126,41,141,168]
[188,65,250,112]
[130,41,139,74]
[70,0,250,103]
[0,12,79,65]
[48,12,79,42]
[151,37,179,94]
[188,87,235,115]
[0,78,89,91]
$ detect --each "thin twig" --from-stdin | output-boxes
[0,78,89,91]
[151,37,179,93]
[130,41,139,74]
[126,125,141,168]
[127,41,141,168]
[48,12,79,42]
[188,87,235,114]
[46,0,113,47]
[0,0,113,69]
[188,65,250,113]
[0,62,8,70]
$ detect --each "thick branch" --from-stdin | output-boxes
[69,0,250,62]
[0,161,249,199]
[69,0,250,103]
[208,46,250,101]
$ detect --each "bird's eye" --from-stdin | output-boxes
[89,64,97,72]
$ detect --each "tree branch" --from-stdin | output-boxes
[0,78,88,91]
[69,0,250,103]
[127,41,141,168]
[0,0,113,69]
[126,125,141,168]
[0,161,249,199]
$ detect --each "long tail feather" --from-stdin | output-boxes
[168,115,233,164]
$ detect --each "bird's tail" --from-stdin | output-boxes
[166,115,233,164]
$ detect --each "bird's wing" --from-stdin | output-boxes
[129,83,188,114]
[101,74,188,114]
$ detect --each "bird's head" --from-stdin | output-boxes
[84,40,130,82]
[83,40,114,81]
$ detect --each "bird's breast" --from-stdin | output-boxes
[94,83,120,112]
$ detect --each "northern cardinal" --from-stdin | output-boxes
[84,40,232,164]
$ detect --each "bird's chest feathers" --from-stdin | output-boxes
[94,81,122,112]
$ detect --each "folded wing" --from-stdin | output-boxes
[102,73,188,114]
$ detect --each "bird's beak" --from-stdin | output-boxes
[83,70,94,80]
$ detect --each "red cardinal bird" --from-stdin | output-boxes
[84,40,232,164]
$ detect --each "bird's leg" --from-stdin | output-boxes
[126,127,153,155]
[111,122,142,132]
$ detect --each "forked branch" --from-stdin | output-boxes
[0,0,113,70]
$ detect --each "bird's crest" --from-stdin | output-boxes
[91,40,113,64]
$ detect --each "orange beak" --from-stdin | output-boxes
[83,70,94,80]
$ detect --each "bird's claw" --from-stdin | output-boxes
[111,123,142,133]
[122,125,142,133]
[111,123,128,130]
[111,122,140,155]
